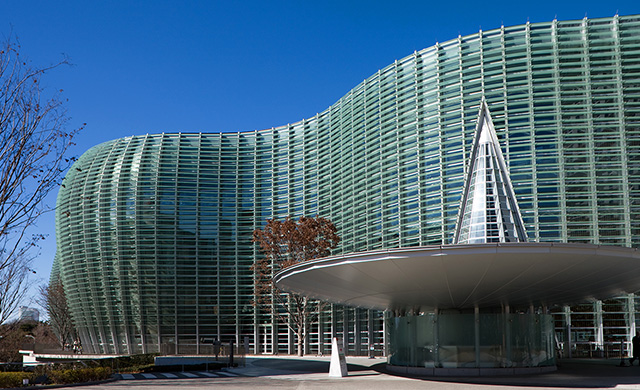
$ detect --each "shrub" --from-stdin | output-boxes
[119,363,155,374]
[98,353,158,371]
[126,353,157,367]
[48,366,112,384]
[0,372,35,388]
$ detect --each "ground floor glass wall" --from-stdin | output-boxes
[76,304,386,356]
[388,313,556,368]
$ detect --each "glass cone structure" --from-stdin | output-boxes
[454,100,528,244]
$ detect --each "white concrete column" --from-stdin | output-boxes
[383,310,389,357]
[564,306,572,359]
[595,301,604,349]
[627,294,636,357]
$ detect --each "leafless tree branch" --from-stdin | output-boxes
[0,36,83,325]
[37,280,76,349]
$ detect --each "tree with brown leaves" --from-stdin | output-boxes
[0,36,82,325]
[252,216,340,356]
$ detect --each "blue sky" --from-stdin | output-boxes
[1,0,639,308]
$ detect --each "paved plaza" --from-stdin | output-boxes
[68,356,640,390]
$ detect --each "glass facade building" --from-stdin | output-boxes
[55,14,640,356]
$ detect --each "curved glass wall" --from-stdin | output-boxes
[388,313,556,368]
[56,14,640,355]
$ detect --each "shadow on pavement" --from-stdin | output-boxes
[377,359,640,388]
[251,358,372,373]
[249,357,640,388]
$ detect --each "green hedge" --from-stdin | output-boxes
[0,353,156,386]
[48,366,112,384]
[0,371,35,388]
[0,366,112,387]
[98,353,158,371]
[118,363,155,374]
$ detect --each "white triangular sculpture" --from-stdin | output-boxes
[453,99,528,244]
[329,337,348,377]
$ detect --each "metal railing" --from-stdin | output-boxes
[557,341,628,359]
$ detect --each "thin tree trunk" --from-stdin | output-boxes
[298,328,304,356]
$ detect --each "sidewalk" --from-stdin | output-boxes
[80,355,640,389]
[233,355,640,389]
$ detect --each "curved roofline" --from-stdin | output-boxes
[91,14,634,146]
[275,242,640,310]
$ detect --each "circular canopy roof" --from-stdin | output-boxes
[274,243,640,310]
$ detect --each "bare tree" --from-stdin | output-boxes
[0,36,82,325]
[0,254,32,327]
[38,280,75,349]
[252,216,340,356]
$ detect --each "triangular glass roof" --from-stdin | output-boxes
[453,99,528,244]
